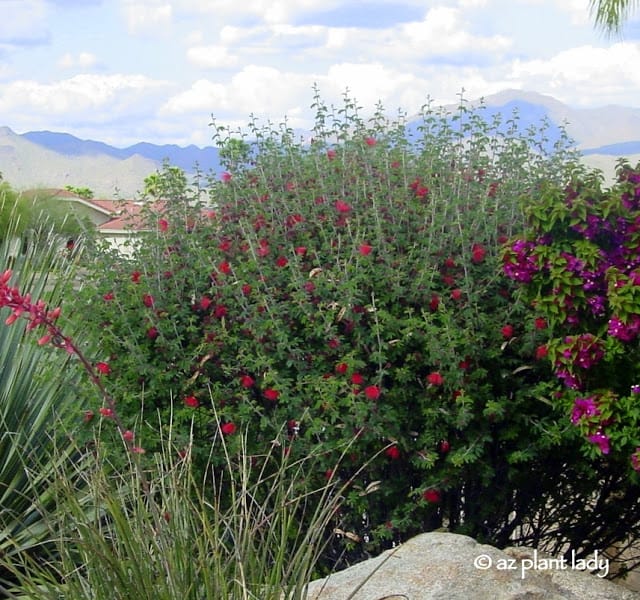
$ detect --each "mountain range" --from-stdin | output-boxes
[1,89,639,198]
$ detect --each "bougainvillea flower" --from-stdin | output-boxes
[587,432,610,455]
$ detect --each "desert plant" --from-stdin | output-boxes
[0,213,85,593]
[1,413,370,600]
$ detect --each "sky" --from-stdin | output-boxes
[2,0,640,148]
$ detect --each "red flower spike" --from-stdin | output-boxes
[142,294,154,308]
[240,374,255,388]
[98,407,114,418]
[359,243,373,256]
[501,324,514,339]
[364,385,381,400]
[131,271,141,283]
[221,422,237,435]
[184,395,199,408]
[351,373,364,386]
[122,430,135,442]
[276,256,288,267]
[471,243,486,264]
[427,372,444,386]
[96,362,111,375]
[264,388,280,402]
[451,289,462,301]
[335,200,351,213]
[335,362,348,375]
[423,489,441,503]
[385,445,401,460]
[535,345,548,360]
[218,260,232,275]
[534,317,547,330]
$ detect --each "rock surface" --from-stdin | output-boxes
[305,532,640,600]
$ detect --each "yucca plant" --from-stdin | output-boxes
[0,206,85,594]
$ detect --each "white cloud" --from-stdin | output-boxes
[508,43,640,105]
[121,0,172,34]
[186,45,239,69]
[58,51,98,69]
[0,73,170,118]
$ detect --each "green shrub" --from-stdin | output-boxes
[52,92,637,574]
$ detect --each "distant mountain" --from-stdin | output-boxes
[0,126,159,198]
[22,131,221,173]
[3,89,640,196]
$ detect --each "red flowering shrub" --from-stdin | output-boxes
[69,93,636,571]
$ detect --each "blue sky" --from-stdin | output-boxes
[1,0,639,147]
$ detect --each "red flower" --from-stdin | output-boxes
[221,422,237,435]
[351,373,364,386]
[214,305,227,318]
[199,296,212,311]
[295,246,307,256]
[103,291,114,301]
[415,185,429,198]
[276,256,288,267]
[429,294,440,312]
[335,362,348,375]
[326,149,336,160]
[184,395,199,408]
[335,200,351,213]
[364,385,381,400]
[427,372,444,386]
[423,488,441,503]
[501,324,514,339]
[98,407,114,418]
[471,243,486,264]
[365,137,377,146]
[385,445,401,460]
[143,294,154,308]
[534,317,547,330]
[122,430,135,442]
[158,218,169,232]
[535,344,548,360]
[451,289,462,301]
[444,257,456,268]
[221,171,232,182]
[96,361,111,375]
[83,410,94,423]
[242,284,252,296]
[359,243,373,256]
[240,374,255,388]
[147,326,158,340]
[264,388,280,402]
[131,271,141,283]
[328,338,340,349]
[218,260,232,275]
[219,238,232,252]
[439,440,451,453]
